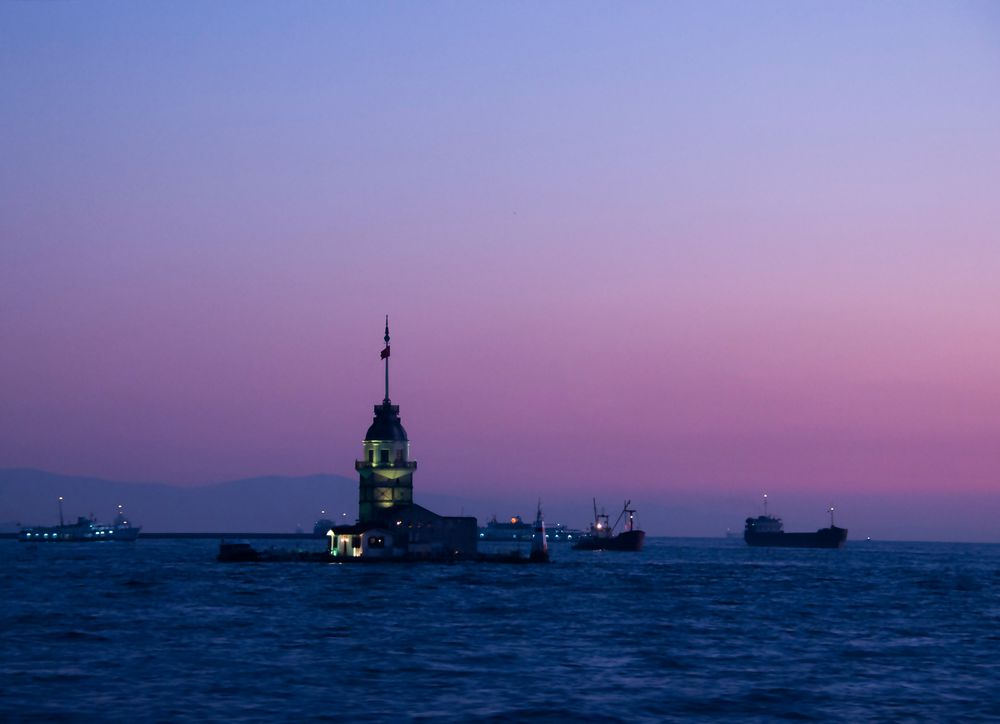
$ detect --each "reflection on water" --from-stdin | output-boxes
[1,538,999,721]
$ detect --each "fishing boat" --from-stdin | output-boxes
[18,500,141,542]
[572,500,645,551]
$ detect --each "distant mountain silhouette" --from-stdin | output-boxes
[0,468,642,536]
[3,468,999,541]
[0,468,357,533]
[0,468,567,534]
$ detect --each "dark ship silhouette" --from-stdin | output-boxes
[573,500,645,551]
[19,500,141,543]
[743,495,847,549]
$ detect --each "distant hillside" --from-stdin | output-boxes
[0,468,357,533]
[3,468,999,541]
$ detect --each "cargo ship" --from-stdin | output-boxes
[743,496,846,549]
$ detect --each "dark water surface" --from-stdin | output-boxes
[2,538,999,721]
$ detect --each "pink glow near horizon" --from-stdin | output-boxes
[2,3,999,535]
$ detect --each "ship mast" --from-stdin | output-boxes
[763,492,768,517]
[58,496,64,526]
[612,500,633,533]
[829,506,835,527]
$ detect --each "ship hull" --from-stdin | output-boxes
[744,527,847,549]
[573,530,645,551]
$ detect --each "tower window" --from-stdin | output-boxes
[380,450,389,464]
[367,450,374,463]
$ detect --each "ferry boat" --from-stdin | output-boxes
[479,514,533,541]
[572,500,645,552]
[543,522,585,542]
[743,496,846,549]
[478,515,584,542]
[18,502,141,543]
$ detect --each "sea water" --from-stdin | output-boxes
[1,538,998,721]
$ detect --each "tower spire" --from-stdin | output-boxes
[382,315,390,403]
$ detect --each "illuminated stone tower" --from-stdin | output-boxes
[355,316,416,523]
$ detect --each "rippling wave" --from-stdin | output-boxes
[2,539,998,721]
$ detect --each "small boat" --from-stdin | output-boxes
[217,541,260,562]
[572,500,645,552]
[743,496,847,549]
[19,501,141,543]
[529,501,549,563]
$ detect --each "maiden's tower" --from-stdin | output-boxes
[326,317,477,559]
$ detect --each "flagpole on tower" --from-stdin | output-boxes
[383,315,390,403]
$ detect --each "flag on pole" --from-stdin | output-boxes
[380,345,390,359]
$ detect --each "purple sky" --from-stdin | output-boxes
[2,3,999,538]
